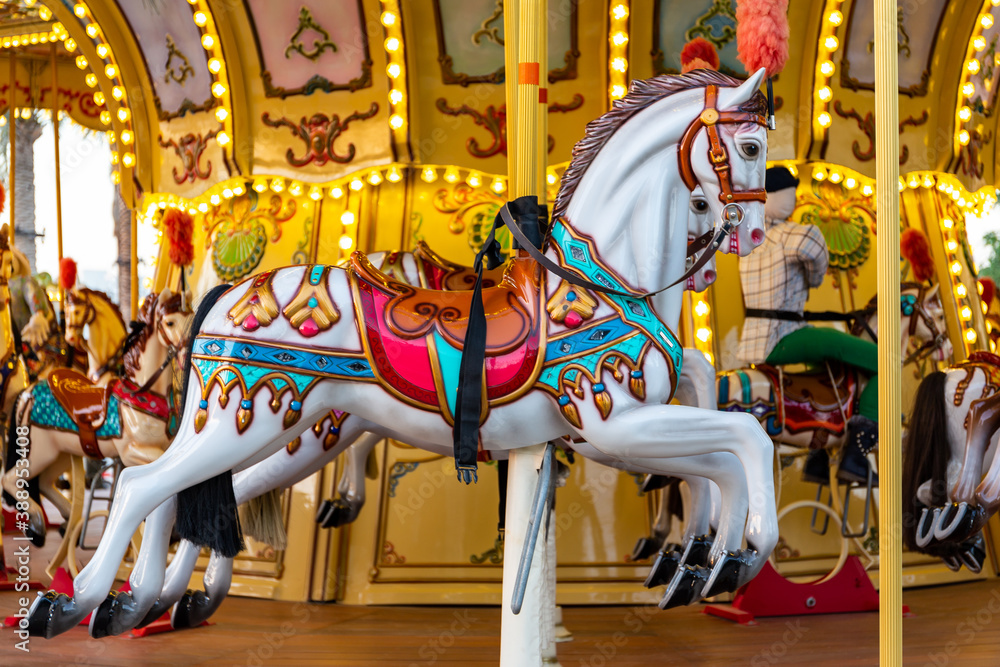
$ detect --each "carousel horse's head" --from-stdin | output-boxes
[903,283,952,363]
[155,288,193,358]
[64,287,127,353]
[681,68,769,256]
[64,289,93,348]
[123,288,194,378]
[687,187,717,292]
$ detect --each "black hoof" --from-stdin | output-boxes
[641,475,675,493]
[171,589,213,629]
[26,591,63,638]
[685,535,713,568]
[25,525,46,548]
[644,547,683,588]
[701,550,756,598]
[316,498,359,529]
[659,566,709,610]
[58,521,67,538]
[88,592,119,639]
[631,537,661,562]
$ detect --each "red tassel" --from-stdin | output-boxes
[0,182,5,216]
[980,278,996,309]
[901,228,935,283]
[59,257,77,290]
[162,209,195,267]
[736,0,789,77]
[681,38,720,73]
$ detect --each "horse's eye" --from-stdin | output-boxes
[739,143,760,159]
[691,199,709,213]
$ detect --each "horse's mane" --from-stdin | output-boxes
[122,291,185,377]
[66,288,128,334]
[553,69,767,223]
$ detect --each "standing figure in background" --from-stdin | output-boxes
[738,166,878,483]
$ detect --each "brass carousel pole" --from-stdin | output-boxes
[500,1,549,665]
[8,49,16,246]
[51,44,64,311]
[874,0,902,665]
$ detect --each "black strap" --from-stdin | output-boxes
[745,308,803,322]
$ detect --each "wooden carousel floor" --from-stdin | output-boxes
[0,578,998,666]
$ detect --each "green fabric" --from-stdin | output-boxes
[764,326,878,421]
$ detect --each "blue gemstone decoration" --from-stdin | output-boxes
[308,297,318,308]
[240,399,253,410]
[199,399,209,409]
[290,400,302,411]
[558,395,570,406]
[309,265,324,285]
[330,426,340,435]
[593,383,605,393]
[631,370,643,379]
[566,291,577,302]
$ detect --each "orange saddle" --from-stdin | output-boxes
[412,241,504,291]
[758,362,858,436]
[48,368,113,457]
[350,253,544,422]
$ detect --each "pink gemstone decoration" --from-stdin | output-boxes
[299,317,320,337]
[564,311,583,328]
[243,312,260,331]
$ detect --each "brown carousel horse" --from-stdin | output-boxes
[2,289,191,546]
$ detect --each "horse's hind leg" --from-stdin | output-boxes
[318,431,381,528]
[1,424,63,547]
[137,538,202,628]
[38,453,72,521]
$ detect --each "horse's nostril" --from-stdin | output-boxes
[751,228,764,245]
[704,270,717,284]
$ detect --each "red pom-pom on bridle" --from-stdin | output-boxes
[59,257,78,290]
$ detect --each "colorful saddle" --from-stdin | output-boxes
[33,368,120,458]
[350,252,544,423]
[412,241,504,290]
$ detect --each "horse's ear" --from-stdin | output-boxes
[725,67,766,110]
[161,287,174,302]
[926,282,941,302]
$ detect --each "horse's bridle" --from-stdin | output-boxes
[903,285,948,365]
[679,85,768,229]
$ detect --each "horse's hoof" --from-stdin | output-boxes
[25,525,46,548]
[658,565,709,610]
[26,591,79,639]
[88,592,120,639]
[933,502,978,543]
[315,498,357,529]
[700,549,756,599]
[630,537,660,562]
[685,534,714,568]
[644,548,683,588]
[915,507,935,548]
[641,475,675,493]
[958,533,987,574]
[171,589,213,629]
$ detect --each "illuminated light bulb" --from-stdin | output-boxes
[341,211,356,225]
[964,82,975,96]
[948,240,959,252]
[959,198,967,207]
[74,3,86,18]
[612,32,628,47]
[381,12,397,26]
[110,151,119,165]
[111,171,121,185]
[100,110,111,125]
[234,185,245,196]
[339,235,354,250]
[309,186,323,201]
[96,44,109,58]
[122,152,135,168]
[208,58,222,73]
[952,190,962,201]
[215,107,228,122]
[491,177,506,194]
[611,57,627,73]
[289,181,304,196]
[952,261,963,275]
[962,306,973,320]
[966,329,978,343]
[813,169,827,181]
[444,166,460,183]
[83,73,98,89]
[117,108,130,122]
[825,36,839,51]
[612,4,628,20]
[368,170,383,186]
[829,171,843,184]
[694,301,710,317]
[898,180,905,192]
[421,167,438,183]
[386,166,402,183]
[923,176,934,188]
[112,86,124,101]
[93,91,106,106]
[202,35,215,49]
[818,86,832,102]
[216,131,230,146]
[222,188,234,199]
[695,327,712,343]
[547,171,558,186]
[828,10,843,25]
[975,36,987,51]
[389,89,404,104]
[75,55,88,69]
[943,218,954,229]
[350,178,364,191]
[389,114,404,129]
[252,178,267,193]
[908,176,919,188]
[198,202,209,213]
[819,61,835,76]
[329,185,344,199]
[983,14,994,29]
[385,37,400,52]
[212,82,227,97]
[610,84,627,99]
[120,130,133,144]
[957,282,967,296]
[194,11,207,26]
[270,178,285,193]
[985,302,991,315]
[967,59,981,74]
[86,23,99,38]
[39,6,51,20]
[210,194,221,205]
[959,129,971,145]
[844,177,857,189]
[387,63,401,78]
[105,64,117,79]
[817,112,832,127]
[466,171,482,188]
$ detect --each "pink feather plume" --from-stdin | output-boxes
[736,0,789,77]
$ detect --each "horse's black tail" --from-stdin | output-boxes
[174,284,245,558]
[902,370,950,552]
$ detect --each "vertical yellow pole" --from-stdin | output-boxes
[514,0,541,200]
[8,50,16,246]
[874,1,901,666]
[130,209,138,317]
[537,6,548,200]
[51,44,63,265]
[504,0,520,189]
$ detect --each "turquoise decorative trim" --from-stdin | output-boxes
[29,381,121,438]
[538,331,647,394]
[736,370,751,405]
[192,337,374,380]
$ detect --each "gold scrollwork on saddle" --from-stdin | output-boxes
[228,270,280,332]
[283,265,340,337]
[546,280,597,328]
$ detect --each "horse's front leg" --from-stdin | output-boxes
[317,431,382,528]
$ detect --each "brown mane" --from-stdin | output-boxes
[123,291,185,377]
[552,70,767,223]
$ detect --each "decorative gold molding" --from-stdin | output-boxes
[284,6,338,61]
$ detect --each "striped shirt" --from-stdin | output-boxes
[737,220,829,364]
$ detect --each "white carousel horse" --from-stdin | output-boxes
[2,290,191,545]
[118,193,728,632]
[27,68,778,640]
[902,352,1000,572]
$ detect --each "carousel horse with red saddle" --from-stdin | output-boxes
[2,287,191,546]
